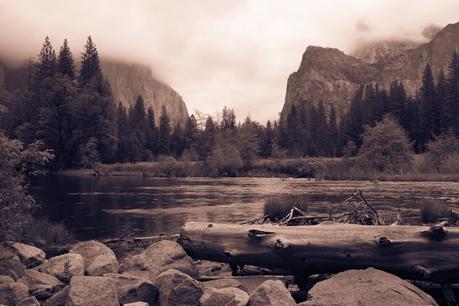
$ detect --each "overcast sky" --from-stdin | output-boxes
[1,0,459,122]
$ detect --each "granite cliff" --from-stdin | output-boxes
[281,22,459,121]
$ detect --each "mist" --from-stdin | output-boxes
[1,0,459,122]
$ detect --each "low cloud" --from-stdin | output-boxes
[1,0,459,122]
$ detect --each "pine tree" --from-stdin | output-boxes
[261,120,274,158]
[286,104,301,156]
[446,52,459,136]
[34,36,57,84]
[158,106,170,154]
[57,39,75,79]
[419,63,437,148]
[145,106,158,157]
[437,70,449,132]
[221,106,236,130]
[328,105,339,156]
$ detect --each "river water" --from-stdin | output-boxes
[29,175,459,240]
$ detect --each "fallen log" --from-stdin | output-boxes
[179,222,459,283]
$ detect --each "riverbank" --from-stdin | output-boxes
[60,156,459,182]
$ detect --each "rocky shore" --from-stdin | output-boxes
[0,240,439,306]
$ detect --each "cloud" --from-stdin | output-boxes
[1,0,459,122]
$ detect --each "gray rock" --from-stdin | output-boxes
[104,273,158,305]
[203,278,249,293]
[0,282,29,306]
[18,269,64,299]
[8,243,46,268]
[249,280,295,306]
[66,276,119,306]
[46,253,84,282]
[121,240,197,282]
[70,240,119,276]
[157,269,203,306]
[200,286,249,306]
[300,268,438,306]
[0,257,26,280]
[0,275,15,284]
[122,302,149,306]
[42,286,68,306]
[16,296,40,306]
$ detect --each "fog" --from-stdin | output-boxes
[1,0,459,121]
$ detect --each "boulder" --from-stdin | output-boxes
[66,276,119,306]
[249,280,296,306]
[122,302,149,306]
[0,275,15,284]
[42,286,68,306]
[0,282,29,306]
[18,269,64,299]
[0,257,26,280]
[121,240,197,281]
[200,286,249,306]
[46,253,84,282]
[70,240,119,276]
[8,243,46,268]
[32,259,49,273]
[157,269,203,306]
[300,268,438,306]
[17,296,40,306]
[104,273,158,305]
[203,278,249,293]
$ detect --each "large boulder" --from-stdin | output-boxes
[8,243,46,268]
[0,257,26,280]
[0,282,29,306]
[104,273,158,305]
[17,296,40,306]
[157,269,203,306]
[0,275,15,284]
[42,286,68,306]
[70,240,119,276]
[46,253,84,282]
[121,240,197,282]
[18,269,64,299]
[249,280,296,306]
[66,276,119,306]
[200,286,249,306]
[300,268,438,306]
[203,278,249,293]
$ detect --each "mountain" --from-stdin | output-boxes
[352,40,419,64]
[101,59,189,127]
[0,58,189,127]
[281,21,459,121]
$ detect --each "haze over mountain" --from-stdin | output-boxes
[1,0,459,122]
[281,21,459,121]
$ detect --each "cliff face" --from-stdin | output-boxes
[282,22,459,121]
[101,59,189,127]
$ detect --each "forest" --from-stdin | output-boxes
[2,36,459,174]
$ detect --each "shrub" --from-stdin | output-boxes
[22,217,74,246]
[264,195,309,221]
[357,115,413,174]
[425,132,459,172]
[206,144,243,176]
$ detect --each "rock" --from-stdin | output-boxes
[0,275,15,284]
[0,282,29,306]
[104,273,158,305]
[249,280,296,306]
[32,259,49,273]
[8,243,46,268]
[42,286,68,306]
[0,257,26,280]
[46,253,84,282]
[18,269,64,299]
[121,240,197,281]
[157,269,203,306]
[16,296,40,306]
[200,286,249,306]
[66,276,119,306]
[70,240,119,276]
[203,278,249,293]
[122,302,149,306]
[300,268,438,306]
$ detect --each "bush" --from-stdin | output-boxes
[417,200,451,223]
[22,217,74,246]
[264,195,309,221]
[425,132,459,172]
[206,144,243,176]
[357,115,413,174]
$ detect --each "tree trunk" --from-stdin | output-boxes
[179,222,459,283]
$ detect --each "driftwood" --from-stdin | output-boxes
[179,221,459,283]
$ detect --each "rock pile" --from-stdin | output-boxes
[0,240,439,305]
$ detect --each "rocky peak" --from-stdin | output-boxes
[101,59,189,127]
[282,21,459,122]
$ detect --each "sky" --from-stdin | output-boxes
[1,0,459,122]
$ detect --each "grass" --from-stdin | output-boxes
[20,217,75,246]
[264,195,310,221]
[417,200,452,223]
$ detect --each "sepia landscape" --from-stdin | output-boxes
[1,1,459,305]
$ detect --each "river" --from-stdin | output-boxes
[29,175,459,240]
